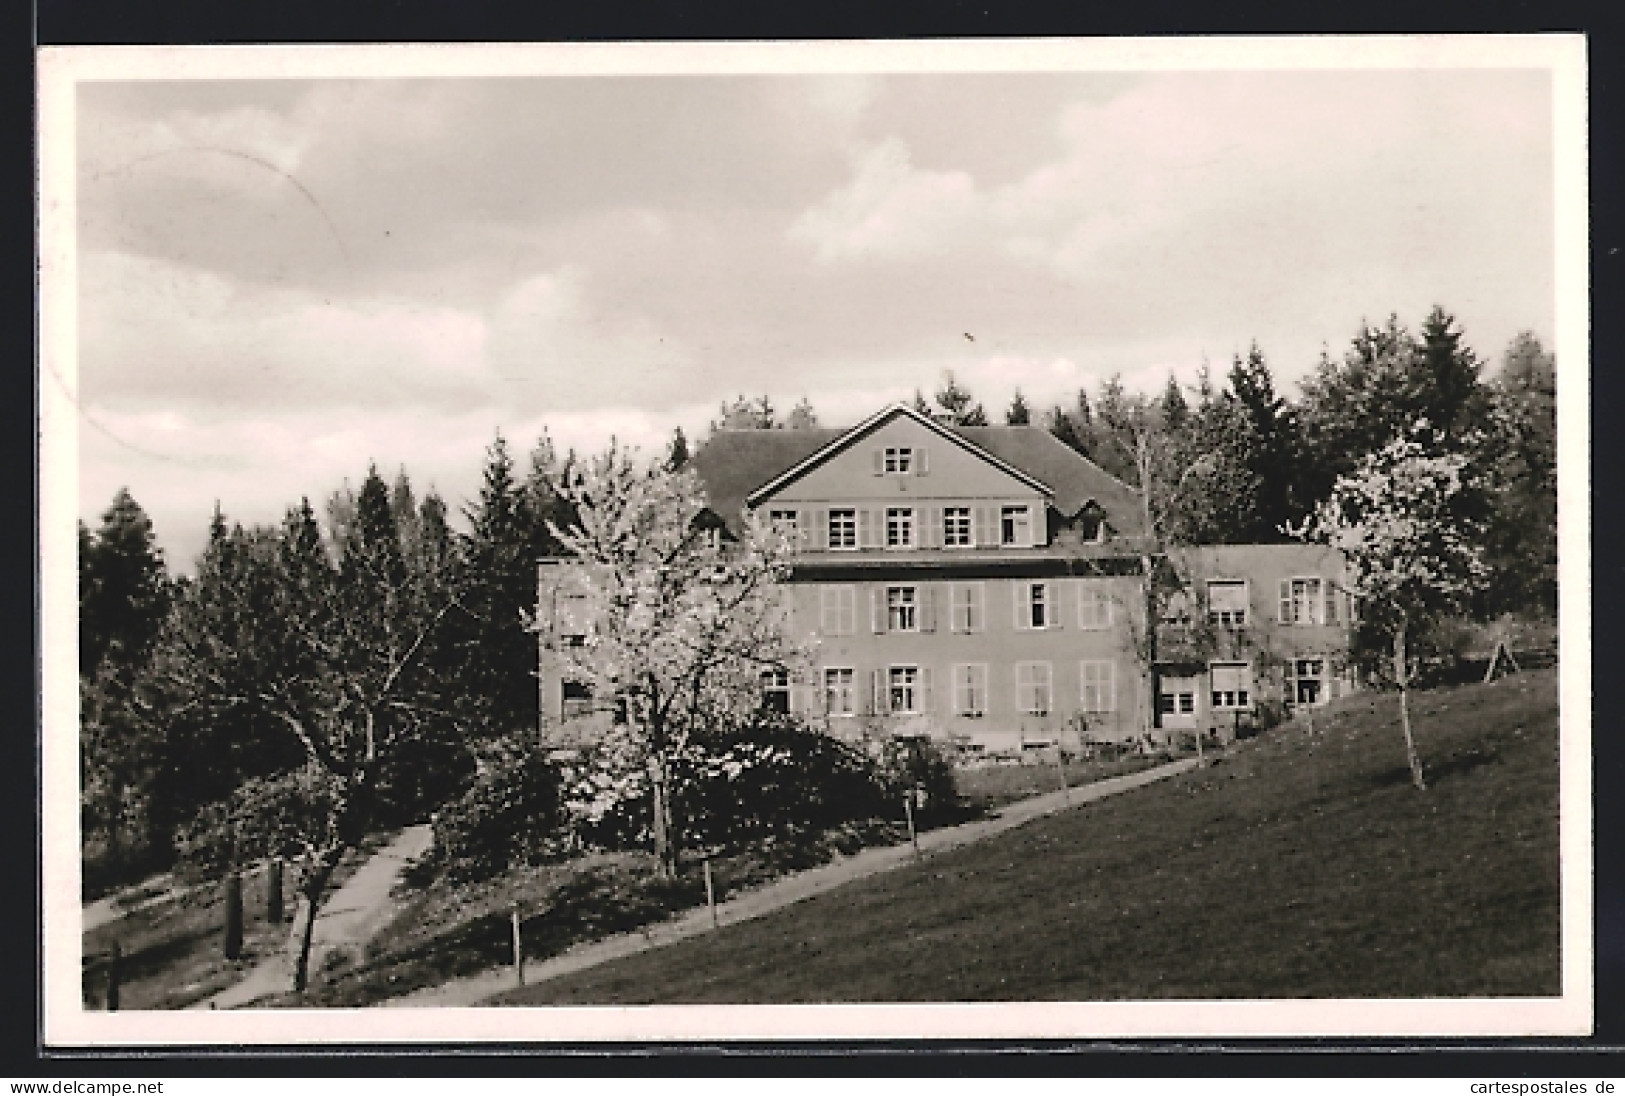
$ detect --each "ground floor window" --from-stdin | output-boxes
[823,667,855,716]
[1158,690,1195,716]
[1210,662,1253,711]
[952,663,987,717]
[561,679,594,719]
[888,666,921,714]
[1290,658,1326,706]
[761,668,791,714]
[1080,660,1115,713]
[1016,661,1053,715]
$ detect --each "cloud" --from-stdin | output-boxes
[78,249,494,414]
[788,138,980,263]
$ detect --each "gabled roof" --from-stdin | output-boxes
[944,423,1143,526]
[686,427,840,533]
[688,403,1147,537]
[743,403,1052,507]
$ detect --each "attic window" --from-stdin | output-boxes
[883,447,913,474]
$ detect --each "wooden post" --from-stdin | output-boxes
[703,857,718,930]
[266,857,284,925]
[511,908,524,986]
[1053,748,1070,802]
[904,791,920,857]
[106,941,121,1012]
[223,869,243,961]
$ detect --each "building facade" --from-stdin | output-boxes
[538,403,1359,755]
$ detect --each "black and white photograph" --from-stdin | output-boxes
[37,37,1590,1045]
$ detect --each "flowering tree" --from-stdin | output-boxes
[546,443,805,876]
[1291,426,1488,789]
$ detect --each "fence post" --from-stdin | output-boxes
[106,941,121,1012]
[904,791,920,858]
[511,908,524,987]
[703,857,718,930]
[267,857,284,925]
[1054,747,1070,802]
[223,868,243,961]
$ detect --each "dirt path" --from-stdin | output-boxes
[384,758,1199,1008]
[198,824,434,1009]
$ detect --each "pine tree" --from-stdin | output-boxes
[1005,389,1032,425]
[1483,332,1558,617]
[934,370,988,426]
[784,396,820,430]
[666,426,691,471]
[450,437,541,741]
[79,489,173,884]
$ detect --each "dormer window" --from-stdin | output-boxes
[883,446,914,474]
[1001,505,1031,546]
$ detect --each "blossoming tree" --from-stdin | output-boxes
[546,443,805,876]
[1292,426,1488,789]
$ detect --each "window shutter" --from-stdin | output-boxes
[808,509,827,551]
[1324,584,1339,624]
[870,670,885,715]
[920,506,942,549]
[871,588,885,634]
[1278,580,1292,623]
[920,667,935,713]
[872,448,885,476]
[858,508,875,548]
[974,506,997,548]
[1026,503,1042,547]
[1104,663,1116,712]
[916,445,929,476]
[1013,585,1028,631]
[919,586,936,633]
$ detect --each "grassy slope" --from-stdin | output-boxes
[495,671,1561,1004]
[82,837,379,1011]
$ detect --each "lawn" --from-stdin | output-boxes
[955,755,1166,810]
[492,670,1562,1004]
[82,836,379,1010]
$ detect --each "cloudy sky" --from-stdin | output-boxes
[70,58,1556,569]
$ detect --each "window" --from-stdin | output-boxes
[942,506,973,547]
[820,586,856,635]
[768,509,798,539]
[952,664,988,717]
[886,586,918,632]
[1158,691,1196,715]
[1017,662,1053,716]
[885,507,914,548]
[760,668,791,714]
[1001,505,1031,546]
[1077,584,1112,629]
[1280,577,1324,625]
[828,509,858,550]
[1080,661,1116,713]
[1207,580,1248,627]
[823,667,856,716]
[889,666,920,714]
[1017,582,1050,629]
[1210,662,1253,711]
[1290,658,1326,706]
[883,446,914,474]
[949,583,984,633]
[561,679,594,719]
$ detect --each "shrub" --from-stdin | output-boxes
[430,735,564,884]
[868,735,962,828]
[174,766,341,878]
[555,715,957,856]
